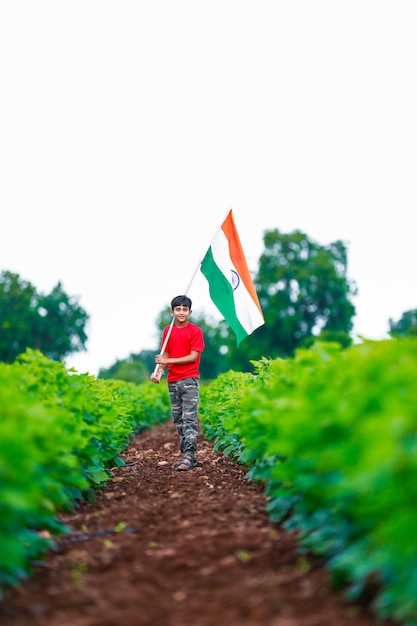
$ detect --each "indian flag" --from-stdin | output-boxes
[200,209,265,345]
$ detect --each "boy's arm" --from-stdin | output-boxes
[156,350,199,366]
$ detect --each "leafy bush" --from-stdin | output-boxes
[199,338,417,625]
[0,350,170,591]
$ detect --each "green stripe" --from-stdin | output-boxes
[201,248,248,345]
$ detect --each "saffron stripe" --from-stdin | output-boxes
[221,211,263,316]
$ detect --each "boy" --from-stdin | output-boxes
[150,295,204,471]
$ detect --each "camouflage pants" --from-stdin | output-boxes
[168,377,199,457]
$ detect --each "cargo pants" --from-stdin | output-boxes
[168,377,199,457]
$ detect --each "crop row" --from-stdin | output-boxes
[199,338,417,626]
[0,349,170,592]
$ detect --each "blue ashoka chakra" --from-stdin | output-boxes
[231,269,240,291]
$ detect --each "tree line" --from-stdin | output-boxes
[0,271,88,364]
[1,229,416,382]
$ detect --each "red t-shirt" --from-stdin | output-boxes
[161,322,204,382]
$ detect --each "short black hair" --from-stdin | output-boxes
[170,295,192,310]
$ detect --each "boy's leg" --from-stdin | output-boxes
[179,377,199,458]
[168,381,185,452]
[168,378,199,458]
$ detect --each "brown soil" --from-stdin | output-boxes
[0,421,395,626]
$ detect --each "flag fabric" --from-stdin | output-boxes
[200,209,265,345]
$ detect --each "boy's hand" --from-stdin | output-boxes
[156,354,169,366]
[150,367,163,384]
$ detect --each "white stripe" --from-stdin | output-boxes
[210,229,264,334]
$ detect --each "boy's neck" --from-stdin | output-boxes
[175,320,189,328]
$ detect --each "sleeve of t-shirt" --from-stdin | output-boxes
[191,326,204,353]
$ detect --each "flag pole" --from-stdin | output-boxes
[152,208,231,377]
[151,257,204,377]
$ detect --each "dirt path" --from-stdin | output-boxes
[0,421,394,626]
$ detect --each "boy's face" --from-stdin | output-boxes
[171,305,191,326]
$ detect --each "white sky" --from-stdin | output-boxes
[1,1,416,376]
